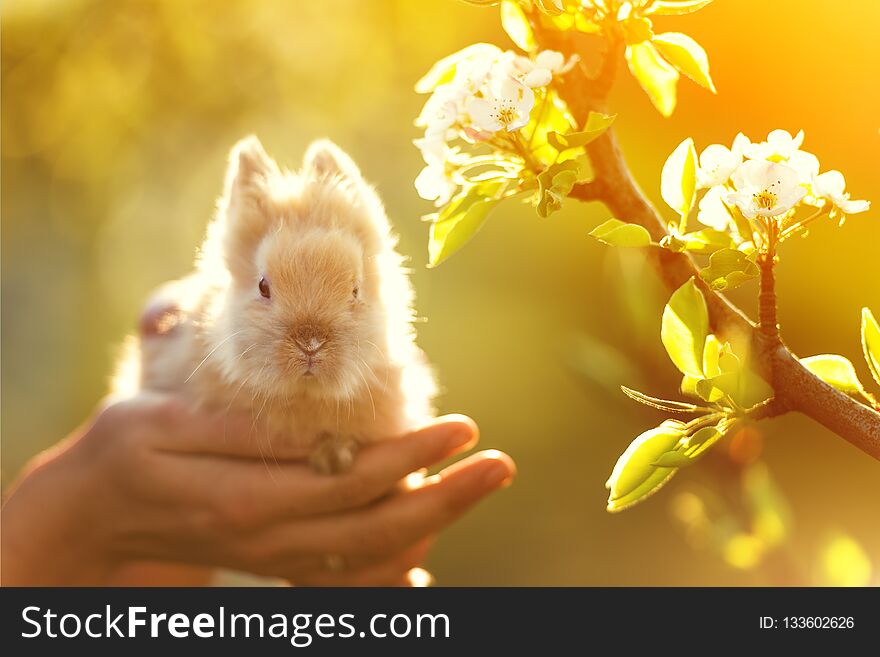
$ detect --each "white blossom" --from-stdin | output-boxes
[743,129,804,161]
[726,160,806,219]
[787,149,820,186]
[695,135,744,190]
[414,137,457,206]
[416,84,463,139]
[465,76,535,133]
[413,45,574,204]
[520,50,578,87]
[813,170,870,215]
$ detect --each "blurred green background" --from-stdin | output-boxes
[2,0,879,585]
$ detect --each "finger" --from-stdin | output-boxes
[147,416,480,532]
[153,401,476,467]
[269,450,515,561]
[293,538,434,587]
[96,392,293,458]
[137,449,511,578]
[139,396,312,460]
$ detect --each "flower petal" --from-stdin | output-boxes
[415,165,449,203]
[415,43,503,94]
[731,132,750,158]
[814,170,847,197]
[788,150,819,183]
[726,190,758,218]
[697,185,731,230]
[775,185,807,210]
[535,49,565,71]
[767,129,794,147]
[522,68,552,88]
[465,97,502,133]
[839,198,871,214]
[697,143,738,188]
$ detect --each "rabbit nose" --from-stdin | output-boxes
[292,325,328,356]
[297,336,325,357]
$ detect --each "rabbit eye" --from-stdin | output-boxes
[352,285,359,299]
[258,277,271,299]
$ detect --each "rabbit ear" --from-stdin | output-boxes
[303,139,363,181]
[221,135,279,227]
[226,135,277,197]
[219,136,279,277]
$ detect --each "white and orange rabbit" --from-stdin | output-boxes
[115,136,437,473]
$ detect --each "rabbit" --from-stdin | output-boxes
[114,136,437,474]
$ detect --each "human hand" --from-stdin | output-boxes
[0,392,515,586]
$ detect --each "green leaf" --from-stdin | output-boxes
[585,112,617,134]
[652,32,716,93]
[676,229,733,255]
[696,373,738,402]
[428,183,504,267]
[683,423,726,459]
[646,0,714,15]
[500,0,536,52]
[661,278,709,378]
[536,160,583,217]
[620,385,704,414]
[589,219,653,247]
[693,336,725,401]
[625,41,679,117]
[664,229,736,255]
[661,137,697,228]
[656,417,733,467]
[729,210,754,246]
[547,112,616,152]
[681,374,699,398]
[652,450,693,467]
[699,248,759,291]
[737,365,774,409]
[700,337,772,407]
[800,355,867,397]
[701,334,723,376]
[415,43,502,93]
[861,307,880,387]
[606,422,685,512]
[527,89,578,167]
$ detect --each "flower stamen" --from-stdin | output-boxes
[493,103,517,128]
[752,189,778,211]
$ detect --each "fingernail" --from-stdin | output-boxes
[483,460,513,490]
[445,425,475,451]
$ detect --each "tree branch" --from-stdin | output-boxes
[758,254,780,345]
[745,396,790,421]
[757,219,781,347]
[531,19,880,459]
[569,178,606,202]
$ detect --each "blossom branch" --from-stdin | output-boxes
[531,19,880,460]
[568,178,606,202]
[744,396,790,421]
[757,219,781,347]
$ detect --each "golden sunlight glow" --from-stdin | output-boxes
[408,567,435,588]
[2,0,879,587]
[723,533,764,570]
[820,535,872,587]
